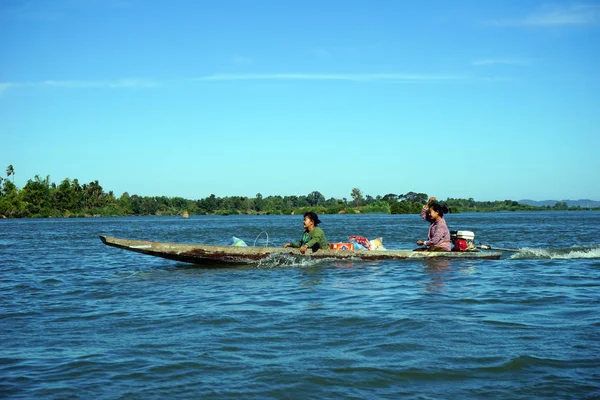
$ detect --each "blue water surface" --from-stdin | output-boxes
[1,211,599,399]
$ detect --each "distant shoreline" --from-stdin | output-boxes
[1,207,599,220]
[1,173,598,218]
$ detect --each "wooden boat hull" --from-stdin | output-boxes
[99,236,503,266]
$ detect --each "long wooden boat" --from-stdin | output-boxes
[99,236,503,266]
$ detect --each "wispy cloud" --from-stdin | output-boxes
[0,78,158,94]
[472,58,531,66]
[0,83,17,94]
[311,48,334,61]
[231,56,253,66]
[0,4,64,22]
[196,73,465,82]
[308,46,362,61]
[0,73,467,94]
[42,78,158,88]
[487,4,600,27]
[0,0,134,21]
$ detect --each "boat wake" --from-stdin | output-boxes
[255,253,328,268]
[510,245,600,260]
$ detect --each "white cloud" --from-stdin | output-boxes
[197,73,465,82]
[42,78,157,88]
[106,78,158,88]
[487,4,600,27]
[0,0,134,21]
[472,58,531,66]
[0,79,158,94]
[231,56,253,66]
[0,83,17,94]
[0,73,467,95]
[312,48,334,61]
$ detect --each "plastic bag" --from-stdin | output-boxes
[349,235,371,250]
[369,237,386,251]
[231,236,248,246]
[353,242,367,250]
[349,235,386,251]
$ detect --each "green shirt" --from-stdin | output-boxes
[291,227,328,251]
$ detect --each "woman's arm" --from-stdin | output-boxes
[420,196,437,220]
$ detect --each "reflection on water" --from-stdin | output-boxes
[422,259,452,292]
[299,266,323,288]
[328,260,360,269]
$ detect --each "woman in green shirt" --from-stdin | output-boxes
[284,211,328,254]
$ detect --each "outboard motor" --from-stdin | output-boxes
[450,230,476,251]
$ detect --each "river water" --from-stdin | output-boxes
[1,212,599,399]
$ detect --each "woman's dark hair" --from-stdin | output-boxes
[430,202,449,217]
[304,211,322,225]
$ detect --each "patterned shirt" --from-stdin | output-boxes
[420,207,451,251]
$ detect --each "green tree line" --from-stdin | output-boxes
[0,167,595,218]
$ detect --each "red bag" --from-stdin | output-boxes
[348,235,371,250]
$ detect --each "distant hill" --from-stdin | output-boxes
[519,199,600,208]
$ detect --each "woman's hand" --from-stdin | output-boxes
[424,197,436,210]
[299,244,308,254]
[283,243,290,248]
[417,240,424,246]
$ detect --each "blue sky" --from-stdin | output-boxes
[1,0,599,201]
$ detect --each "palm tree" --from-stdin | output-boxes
[6,165,14,183]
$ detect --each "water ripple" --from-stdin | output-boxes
[1,213,600,399]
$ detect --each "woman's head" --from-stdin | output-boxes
[428,202,449,221]
[303,211,321,229]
